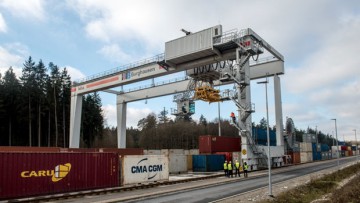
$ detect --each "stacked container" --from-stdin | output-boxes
[300,142,313,163]
[287,151,300,164]
[320,144,330,160]
[192,154,225,172]
[252,128,277,146]
[199,135,241,154]
[312,143,322,161]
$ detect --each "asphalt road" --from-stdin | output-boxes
[54,156,356,203]
[123,157,356,203]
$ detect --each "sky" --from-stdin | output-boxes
[0,0,359,142]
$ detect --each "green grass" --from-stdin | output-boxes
[259,162,360,203]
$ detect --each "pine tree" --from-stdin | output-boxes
[81,92,104,147]
[158,107,169,124]
[3,67,21,146]
[48,62,61,146]
[20,56,36,146]
[0,73,5,145]
[34,60,48,146]
[60,68,71,147]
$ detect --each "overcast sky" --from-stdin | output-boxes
[0,0,359,141]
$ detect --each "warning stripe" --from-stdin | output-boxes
[86,76,119,89]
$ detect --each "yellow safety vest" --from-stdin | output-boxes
[228,163,232,170]
[224,163,227,170]
[235,162,240,169]
[244,164,248,170]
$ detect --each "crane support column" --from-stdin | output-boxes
[69,94,82,148]
[116,97,127,148]
[274,74,284,146]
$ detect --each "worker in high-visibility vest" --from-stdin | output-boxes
[243,162,249,178]
[230,112,236,123]
[223,161,228,177]
[235,160,241,177]
[227,161,233,178]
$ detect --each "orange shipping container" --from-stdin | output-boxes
[287,151,300,164]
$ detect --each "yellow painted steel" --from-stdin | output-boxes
[193,85,221,102]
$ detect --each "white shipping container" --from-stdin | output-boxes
[169,154,187,174]
[189,149,199,155]
[161,149,169,156]
[121,155,169,185]
[169,149,185,155]
[300,152,312,163]
[331,146,342,151]
[147,150,161,155]
[300,142,312,152]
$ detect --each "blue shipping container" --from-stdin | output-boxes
[312,143,317,152]
[338,141,345,146]
[312,151,322,161]
[192,155,225,172]
[252,128,277,146]
[321,144,329,152]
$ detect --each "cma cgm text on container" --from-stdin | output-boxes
[121,155,169,185]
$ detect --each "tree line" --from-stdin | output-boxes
[0,57,340,149]
[0,57,103,147]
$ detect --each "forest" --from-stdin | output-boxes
[0,57,337,149]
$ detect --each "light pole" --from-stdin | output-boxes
[218,101,221,136]
[331,119,339,167]
[257,75,272,197]
[353,129,357,161]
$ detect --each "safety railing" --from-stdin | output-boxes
[75,53,165,84]
[121,75,188,93]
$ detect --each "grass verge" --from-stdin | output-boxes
[259,162,360,203]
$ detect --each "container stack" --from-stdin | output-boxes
[192,154,225,172]
[300,142,313,163]
[320,144,330,160]
[286,141,300,164]
[195,135,242,172]
[252,128,277,146]
[331,146,339,158]
[351,146,357,156]
[199,135,241,154]
[312,143,322,161]
[341,146,348,157]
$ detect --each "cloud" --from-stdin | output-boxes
[281,12,360,133]
[0,0,46,21]
[97,44,131,63]
[0,12,7,33]
[102,104,152,128]
[62,66,86,81]
[0,43,29,77]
